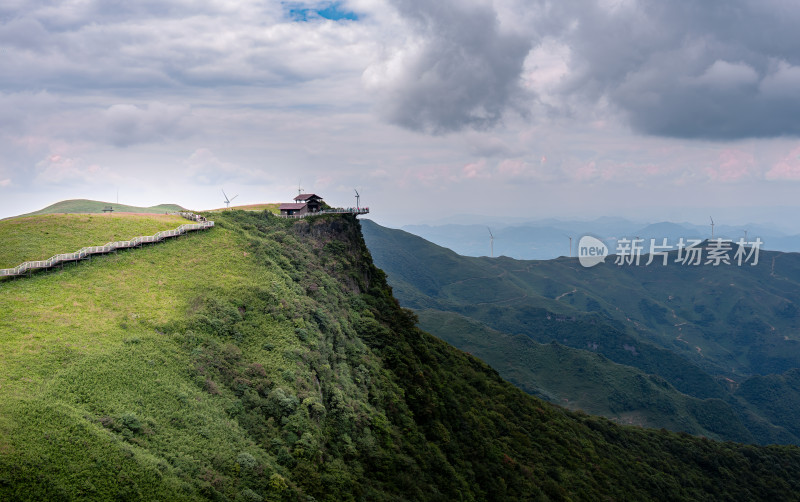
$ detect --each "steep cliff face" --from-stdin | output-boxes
[2,210,800,501]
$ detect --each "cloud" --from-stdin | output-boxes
[184,148,269,185]
[462,159,489,179]
[364,0,533,134]
[531,0,800,139]
[0,178,10,187]
[693,60,759,90]
[0,0,374,94]
[97,103,193,147]
[33,153,104,185]
[765,146,800,181]
[0,91,59,133]
[705,149,756,182]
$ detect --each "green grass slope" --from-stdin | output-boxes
[2,211,800,500]
[208,203,281,214]
[18,199,184,217]
[0,213,187,269]
[361,219,800,445]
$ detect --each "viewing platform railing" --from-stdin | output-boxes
[277,208,369,219]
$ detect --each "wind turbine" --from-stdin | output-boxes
[568,236,573,258]
[222,189,238,209]
[488,227,494,258]
[710,216,715,239]
[354,189,360,211]
[298,180,304,196]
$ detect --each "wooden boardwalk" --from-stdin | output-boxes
[0,212,214,278]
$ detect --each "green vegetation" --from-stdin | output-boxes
[17,199,184,217]
[3,210,800,500]
[211,203,281,214]
[0,213,187,268]
[416,309,753,442]
[360,219,800,445]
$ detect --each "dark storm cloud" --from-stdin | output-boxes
[540,0,800,139]
[371,0,533,134]
[375,0,800,139]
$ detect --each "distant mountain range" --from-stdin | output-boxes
[401,217,800,260]
[362,218,800,445]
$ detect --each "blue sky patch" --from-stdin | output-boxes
[287,2,359,22]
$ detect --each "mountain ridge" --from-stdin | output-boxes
[3,211,800,499]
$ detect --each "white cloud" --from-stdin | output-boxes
[33,154,104,185]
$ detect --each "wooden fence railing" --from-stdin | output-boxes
[276,208,370,219]
[0,213,213,278]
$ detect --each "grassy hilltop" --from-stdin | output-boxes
[207,203,281,214]
[2,210,800,500]
[16,199,185,218]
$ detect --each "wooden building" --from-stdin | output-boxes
[278,203,308,216]
[279,193,324,216]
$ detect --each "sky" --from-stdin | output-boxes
[3,0,800,230]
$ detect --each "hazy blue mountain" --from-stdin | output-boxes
[401,218,800,260]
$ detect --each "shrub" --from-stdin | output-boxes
[237,488,263,502]
[236,452,258,469]
[120,412,142,433]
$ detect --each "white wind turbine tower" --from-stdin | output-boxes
[710,216,715,239]
[487,227,494,257]
[568,236,573,258]
[222,189,238,210]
